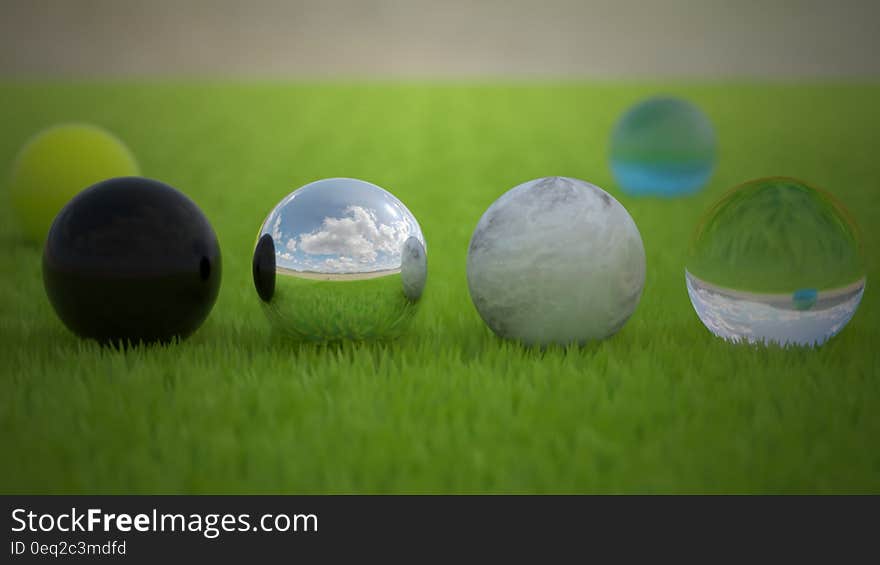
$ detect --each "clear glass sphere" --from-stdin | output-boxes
[252,178,427,341]
[686,177,866,347]
[610,96,716,196]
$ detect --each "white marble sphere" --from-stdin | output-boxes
[466,176,646,346]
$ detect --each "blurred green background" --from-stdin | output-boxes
[1,82,878,492]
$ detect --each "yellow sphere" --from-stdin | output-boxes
[9,124,140,242]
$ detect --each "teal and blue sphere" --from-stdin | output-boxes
[610,97,716,196]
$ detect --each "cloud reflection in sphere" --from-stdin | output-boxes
[253,178,427,340]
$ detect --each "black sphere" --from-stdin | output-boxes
[42,177,222,344]
[252,233,276,302]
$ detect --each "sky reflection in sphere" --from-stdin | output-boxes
[260,177,425,276]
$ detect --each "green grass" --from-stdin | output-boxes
[1,82,878,493]
[266,272,419,341]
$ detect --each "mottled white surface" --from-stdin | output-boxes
[467,177,646,346]
[686,271,865,347]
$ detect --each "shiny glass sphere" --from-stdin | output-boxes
[686,177,866,347]
[253,178,427,341]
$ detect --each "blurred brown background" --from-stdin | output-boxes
[1,0,879,77]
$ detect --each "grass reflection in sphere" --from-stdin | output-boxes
[252,178,427,341]
[43,177,222,344]
[686,177,866,347]
[610,96,716,196]
[467,176,646,346]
